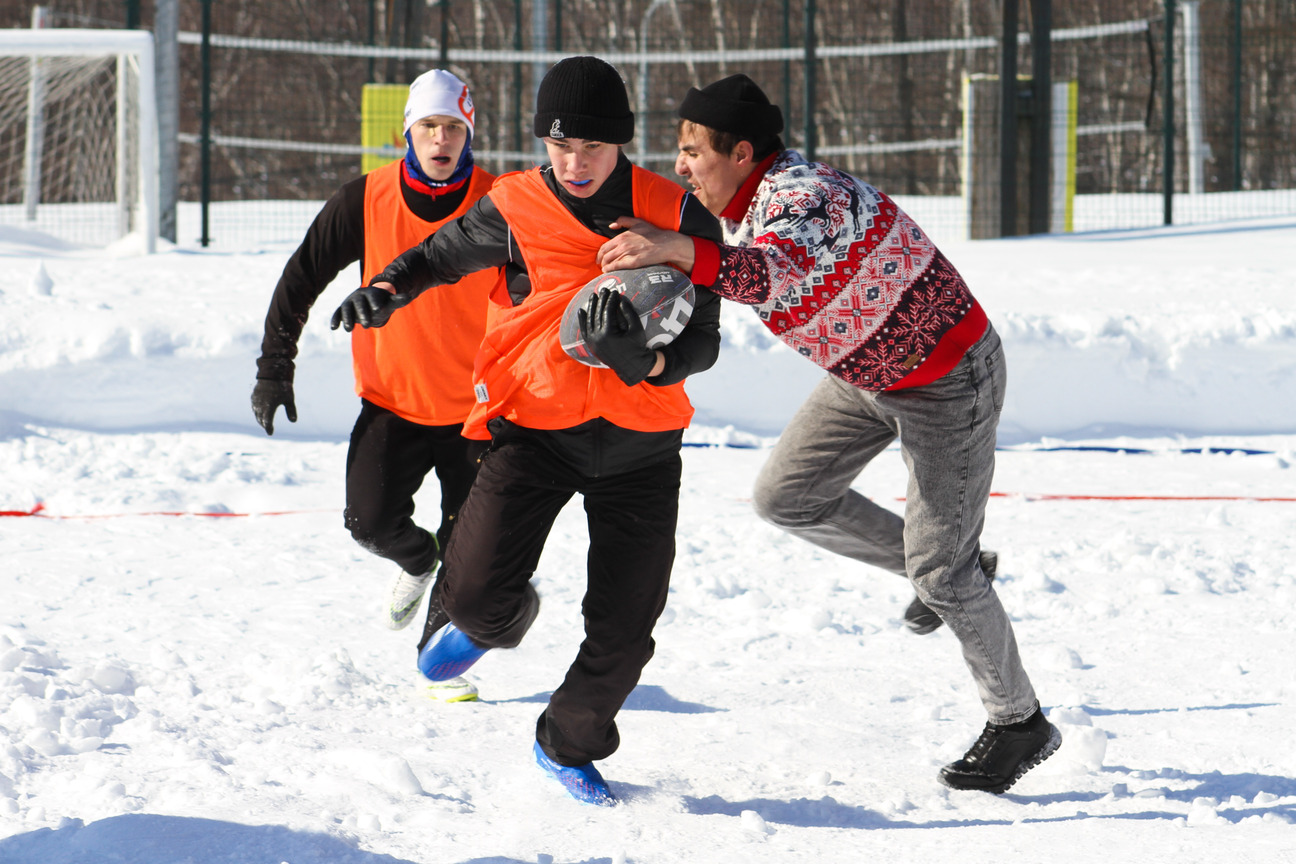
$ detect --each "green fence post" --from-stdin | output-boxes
[1231,0,1242,191]
[1163,0,1176,226]
[803,0,816,162]
[999,0,1019,236]
[439,0,449,68]
[510,0,520,173]
[1028,0,1052,235]
[366,0,375,82]
[200,0,212,247]
[783,0,792,132]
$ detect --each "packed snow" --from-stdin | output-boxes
[2,206,1295,863]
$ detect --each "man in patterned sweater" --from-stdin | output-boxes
[598,74,1060,794]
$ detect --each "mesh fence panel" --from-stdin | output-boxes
[1,0,1292,248]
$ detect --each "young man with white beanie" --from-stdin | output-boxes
[252,70,497,702]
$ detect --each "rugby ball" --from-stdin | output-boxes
[559,265,696,367]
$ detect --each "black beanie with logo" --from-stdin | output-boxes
[678,73,784,143]
[533,56,635,145]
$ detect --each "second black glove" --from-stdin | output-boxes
[578,287,657,387]
[251,378,297,436]
[330,286,412,332]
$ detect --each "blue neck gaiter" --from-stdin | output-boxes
[404,130,475,189]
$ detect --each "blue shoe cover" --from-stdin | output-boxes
[417,624,488,681]
[533,741,616,806]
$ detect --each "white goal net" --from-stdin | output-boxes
[0,29,158,252]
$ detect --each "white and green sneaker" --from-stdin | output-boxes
[384,568,433,631]
[424,676,479,703]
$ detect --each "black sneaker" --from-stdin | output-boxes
[903,550,998,636]
[938,708,1062,794]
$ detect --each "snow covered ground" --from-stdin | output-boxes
[2,210,1295,863]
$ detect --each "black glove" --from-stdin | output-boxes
[330,286,412,332]
[251,378,297,436]
[578,287,657,387]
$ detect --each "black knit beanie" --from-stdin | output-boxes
[533,56,635,145]
[678,73,784,143]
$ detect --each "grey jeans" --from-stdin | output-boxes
[753,325,1037,724]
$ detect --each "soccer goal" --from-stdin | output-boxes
[0,27,158,253]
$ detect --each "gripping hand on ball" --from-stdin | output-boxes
[578,287,658,387]
[330,284,412,332]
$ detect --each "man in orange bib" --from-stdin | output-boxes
[252,71,495,701]
[332,56,724,804]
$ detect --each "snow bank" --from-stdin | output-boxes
[3,216,1294,440]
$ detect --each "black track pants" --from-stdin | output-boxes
[343,399,482,578]
[439,432,681,766]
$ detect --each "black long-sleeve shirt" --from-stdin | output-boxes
[256,173,471,381]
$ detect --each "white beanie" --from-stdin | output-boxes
[403,69,476,137]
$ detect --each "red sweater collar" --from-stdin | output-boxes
[719,151,780,222]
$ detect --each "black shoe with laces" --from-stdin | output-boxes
[903,550,998,636]
[938,707,1062,794]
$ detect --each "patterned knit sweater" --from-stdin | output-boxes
[709,150,987,392]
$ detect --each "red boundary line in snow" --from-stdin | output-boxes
[0,502,336,519]
[988,492,1296,502]
[4,492,1295,519]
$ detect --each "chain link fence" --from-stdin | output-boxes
[2,0,1293,248]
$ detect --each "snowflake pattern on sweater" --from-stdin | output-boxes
[712,150,980,391]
